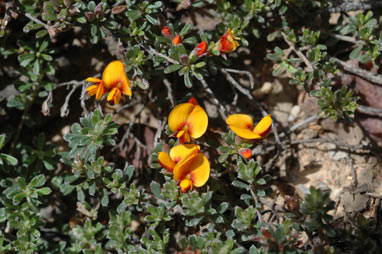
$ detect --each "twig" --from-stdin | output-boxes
[282,32,314,72]
[222,68,253,100]
[322,1,382,13]
[222,68,255,89]
[198,76,227,119]
[334,58,382,86]
[356,105,382,117]
[153,118,166,147]
[289,138,378,153]
[163,78,175,107]
[79,83,89,116]
[145,46,180,65]
[60,83,82,117]
[116,103,145,151]
[249,187,263,223]
[332,34,363,45]
[115,100,139,113]
[24,13,49,30]
[289,114,319,133]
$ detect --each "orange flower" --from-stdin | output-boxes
[194,41,208,57]
[218,29,239,54]
[158,144,210,193]
[86,60,131,104]
[168,97,208,144]
[226,114,272,140]
[172,35,182,45]
[239,148,252,159]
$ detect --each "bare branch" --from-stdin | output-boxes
[332,34,363,44]
[323,1,382,13]
[221,68,253,100]
[282,32,314,72]
[222,68,255,89]
[197,76,227,119]
[24,13,49,30]
[145,46,180,65]
[356,105,382,117]
[60,84,82,117]
[163,78,176,107]
[334,58,382,86]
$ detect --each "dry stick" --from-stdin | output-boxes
[24,13,49,29]
[333,58,382,86]
[222,68,255,89]
[115,100,139,113]
[117,103,145,151]
[282,32,314,72]
[145,46,179,65]
[222,69,253,100]
[163,78,175,107]
[153,118,166,147]
[356,105,382,117]
[332,34,363,44]
[79,83,89,116]
[323,1,382,13]
[60,84,82,117]
[198,76,228,119]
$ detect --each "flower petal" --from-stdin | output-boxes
[107,87,121,104]
[86,77,103,83]
[180,179,193,193]
[170,144,200,163]
[95,83,105,100]
[168,103,194,132]
[86,85,99,96]
[229,126,262,139]
[226,114,253,130]
[158,152,176,172]
[102,60,127,89]
[187,105,208,139]
[173,153,198,181]
[173,153,210,188]
[253,114,272,137]
[189,153,210,187]
[120,77,132,96]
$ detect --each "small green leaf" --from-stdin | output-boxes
[164,64,182,74]
[37,187,52,195]
[184,73,192,88]
[150,181,162,199]
[36,29,48,39]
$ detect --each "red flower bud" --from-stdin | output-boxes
[239,148,252,159]
[172,35,182,46]
[161,26,172,37]
[195,41,208,57]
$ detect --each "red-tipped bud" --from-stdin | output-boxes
[94,2,103,17]
[172,35,182,45]
[161,26,173,39]
[195,41,208,57]
[239,148,252,159]
[188,97,198,105]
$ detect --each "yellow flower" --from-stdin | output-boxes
[86,60,132,104]
[226,114,272,139]
[158,144,210,193]
[168,97,208,144]
[218,29,240,54]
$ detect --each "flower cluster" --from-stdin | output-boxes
[86,60,132,104]
[157,97,272,192]
[158,97,210,193]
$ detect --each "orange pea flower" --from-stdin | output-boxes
[239,148,252,159]
[158,144,210,193]
[172,35,182,45]
[194,41,208,57]
[226,114,272,140]
[86,60,132,104]
[218,29,239,54]
[168,97,208,144]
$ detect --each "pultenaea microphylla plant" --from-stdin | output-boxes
[168,97,208,144]
[226,114,273,139]
[158,144,210,193]
[86,60,131,104]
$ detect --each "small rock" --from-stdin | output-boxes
[203,100,218,118]
[332,151,348,161]
[288,105,301,122]
[252,81,273,99]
